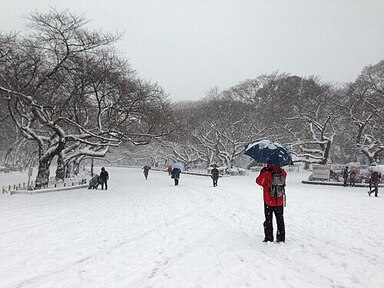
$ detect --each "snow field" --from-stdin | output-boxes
[0,167,383,288]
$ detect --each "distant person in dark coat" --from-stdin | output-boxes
[99,167,109,190]
[349,170,357,187]
[343,166,349,187]
[167,166,172,175]
[88,174,100,189]
[171,168,181,186]
[368,170,382,197]
[211,165,219,187]
[143,165,151,180]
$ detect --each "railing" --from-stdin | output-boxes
[2,178,87,195]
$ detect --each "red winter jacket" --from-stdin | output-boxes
[256,164,287,207]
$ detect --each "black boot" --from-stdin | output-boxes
[263,238,273,243]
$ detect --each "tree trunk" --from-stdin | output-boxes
[64,161,74,178]
[320,140,332,165]
[73,160,81,176]
[35,158,52,189]
[3,147,13,166]
[55,153,66,181]
[53,141,66,180]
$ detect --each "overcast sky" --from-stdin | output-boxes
[1,0,384,101]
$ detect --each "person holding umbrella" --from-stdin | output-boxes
[171,162,183,186]
[244,139,293,243]
[171,167,181,186]
[256,164,287,243]
[165,164,173,175]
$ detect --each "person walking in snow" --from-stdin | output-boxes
[143,165,151,180]
[211,165,219,187]
[368,170,381,197]
[343,166,349,187]
[256,163,287,243]
[349,170,357,187]
[167,166,172,175]
[88,174,100,189]
[171,167,181,186]
[99,167,109,190]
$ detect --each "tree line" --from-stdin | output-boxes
[137,68,384,170]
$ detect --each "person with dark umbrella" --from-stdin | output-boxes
[256,163,287,243]
[244,140,292,243]
[171,167,181,186]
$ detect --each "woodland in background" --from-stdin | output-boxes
[137,66,384,170]
[1,9,383,185]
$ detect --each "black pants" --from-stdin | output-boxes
[174,178,179,186]
[101,180,108,190]
[369,184,378,197]
[264,204,285,242]
[212,179,218,187]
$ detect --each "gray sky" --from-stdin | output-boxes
[1,0,384,101]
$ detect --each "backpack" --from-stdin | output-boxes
[269,169,286,197]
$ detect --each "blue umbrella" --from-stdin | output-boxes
[244,139,293,167]
[173,162,185,170]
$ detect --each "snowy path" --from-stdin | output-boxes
[1,167,383,288]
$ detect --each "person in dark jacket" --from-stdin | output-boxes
[99,167,109,190]
[343,166,349,187]
[368,170,382,197]
[256,163,287,243]
[349,170,357,187]
[143,165,151,180]
[171,168,181,186]
[211,165,219,187]
[167,166,172,175]
[88,174,100,189]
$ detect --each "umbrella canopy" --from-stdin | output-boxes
[173,162,185,170]
[244,139,293,167]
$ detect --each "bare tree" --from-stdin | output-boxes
[166,98,265,168]
[0,9,171,187]
[339,61,384,164]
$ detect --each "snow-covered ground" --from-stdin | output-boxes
[1,167,383,288]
